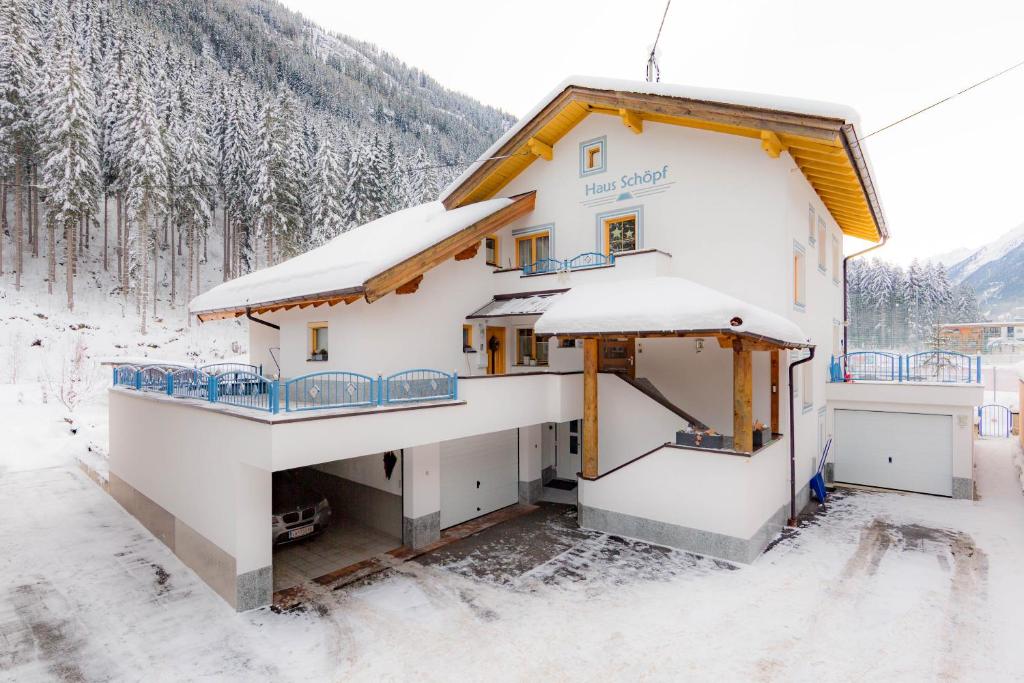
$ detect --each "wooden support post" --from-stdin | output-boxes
[733,340,753,453]
[583,337,599,479]
[770,349,780,434]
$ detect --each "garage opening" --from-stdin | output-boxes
[834,409,954,497]
[440,430,518,528]
[273,451,403,592]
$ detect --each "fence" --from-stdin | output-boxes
[830,351,981,384]
[522,251,616,275]
[112,365,457,414]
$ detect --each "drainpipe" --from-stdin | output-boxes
[245,306,280,330]
[842,234,887,355]
[787,345,815,526]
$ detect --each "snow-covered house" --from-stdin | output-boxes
[108,76,977,611]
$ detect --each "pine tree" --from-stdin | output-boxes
[306,136,346,246]
[124,75,167,334]
[173,117,213,319]
[0,0,40,288]
[37,5,100,310]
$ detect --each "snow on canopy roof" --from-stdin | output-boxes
[189,198,512,314]
[441,75,862,202]
[534,276,810,347]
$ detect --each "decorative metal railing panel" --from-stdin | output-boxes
[521,258,563,275]
[112,365,140,387]
[209,371,278,413]
[170,368,210,400]
[284,372,375,411]
[904,351,975,384]
[829,351,981,384]
[384,369,457,404]
[978,404,1012,438]
[137,365,173,393]
[564,251,614,270]
[831,351,901,382]
[199,362,260,377]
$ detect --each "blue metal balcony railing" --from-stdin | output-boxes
[830,351,981,384]
[521,251,616,275]
[112,365,458,414]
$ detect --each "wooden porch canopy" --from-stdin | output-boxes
[533,276,812,474]
[190,192,536,322]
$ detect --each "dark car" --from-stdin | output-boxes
[272,473,331,545]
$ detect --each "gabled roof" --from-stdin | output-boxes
[190,192,536,320]
[441,76,886,243]
[534,276,811,349]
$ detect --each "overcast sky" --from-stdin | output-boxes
[282,0,1024,265]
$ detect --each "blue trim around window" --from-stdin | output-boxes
[594,205,643,253]
[579,136,607,177]
[512,223,556,264]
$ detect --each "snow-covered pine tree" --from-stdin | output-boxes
[173,117,213,319]
[37,4,100,310]
[306,135,346,246]
[0,0,40,288]
[124,74,167,334]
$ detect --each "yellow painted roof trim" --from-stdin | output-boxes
[443,85,886,243]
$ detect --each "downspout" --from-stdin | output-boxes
[787,345,815,526]
[245,306,280,330]
[842,235,887,355]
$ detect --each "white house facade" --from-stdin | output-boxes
[106,77,980,612]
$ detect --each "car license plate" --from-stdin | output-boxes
[289,525,314,540]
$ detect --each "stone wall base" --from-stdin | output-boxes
[403,510,440,549]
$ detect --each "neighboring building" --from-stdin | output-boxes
[938,321,1024,354]
[108,77,979,612]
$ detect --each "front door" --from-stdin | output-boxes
[485,326,506,375]
[598,338,635,378]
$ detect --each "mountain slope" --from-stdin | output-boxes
[947,222,1024,317]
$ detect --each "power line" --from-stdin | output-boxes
[646,0,672,83]
[861,56,1024,140]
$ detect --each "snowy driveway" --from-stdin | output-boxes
[2,442,1024,681]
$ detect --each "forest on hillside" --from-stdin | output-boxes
[846,258,980,351]
[0,0,513,332]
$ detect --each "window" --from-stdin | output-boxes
[603,213,638,254]
[793,242,806,310]
[817,219,827,272]
[808,205,816,244]
[484,235,499,267]
[516,328,548,366]
[802,358,814,412]
[579,136,607,176]
[515,230,550,268]
[569,419,580,455]
[832,234,841,283]
[308,322,328,361]
[462,324,473,351]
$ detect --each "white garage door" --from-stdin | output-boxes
[834,409,953,496]
[440,430,518,528]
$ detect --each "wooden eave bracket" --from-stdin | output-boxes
[454,242,481,261]
[619,108,643,134]
[395,274,423,295]
[527,138,553,161]
[760,131,786,158]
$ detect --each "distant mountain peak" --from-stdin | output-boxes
[947,221,1024,318]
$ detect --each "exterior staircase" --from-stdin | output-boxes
[617,374,708,431]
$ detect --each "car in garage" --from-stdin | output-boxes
[272,474,332,545]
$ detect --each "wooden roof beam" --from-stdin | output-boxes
[527,137,553,161]
[760,131,786,158]
[619,108,643,134]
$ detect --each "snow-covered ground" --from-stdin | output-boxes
[2,430,1023,680]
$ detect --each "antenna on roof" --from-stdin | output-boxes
[646,0,672,82]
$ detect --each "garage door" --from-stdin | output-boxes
[834,409,953,496]
[440,430,518,528]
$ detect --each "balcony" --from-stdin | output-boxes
[829,351,982,384]
[112,363,459,415]
[490,248,672,292]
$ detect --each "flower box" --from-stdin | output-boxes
[675,430,724,449]
[753,428,772,449]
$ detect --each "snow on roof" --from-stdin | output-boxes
[189,198,513,314]
[441,75,862,202]
[467,291,565,319]
[534,276,810,347]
